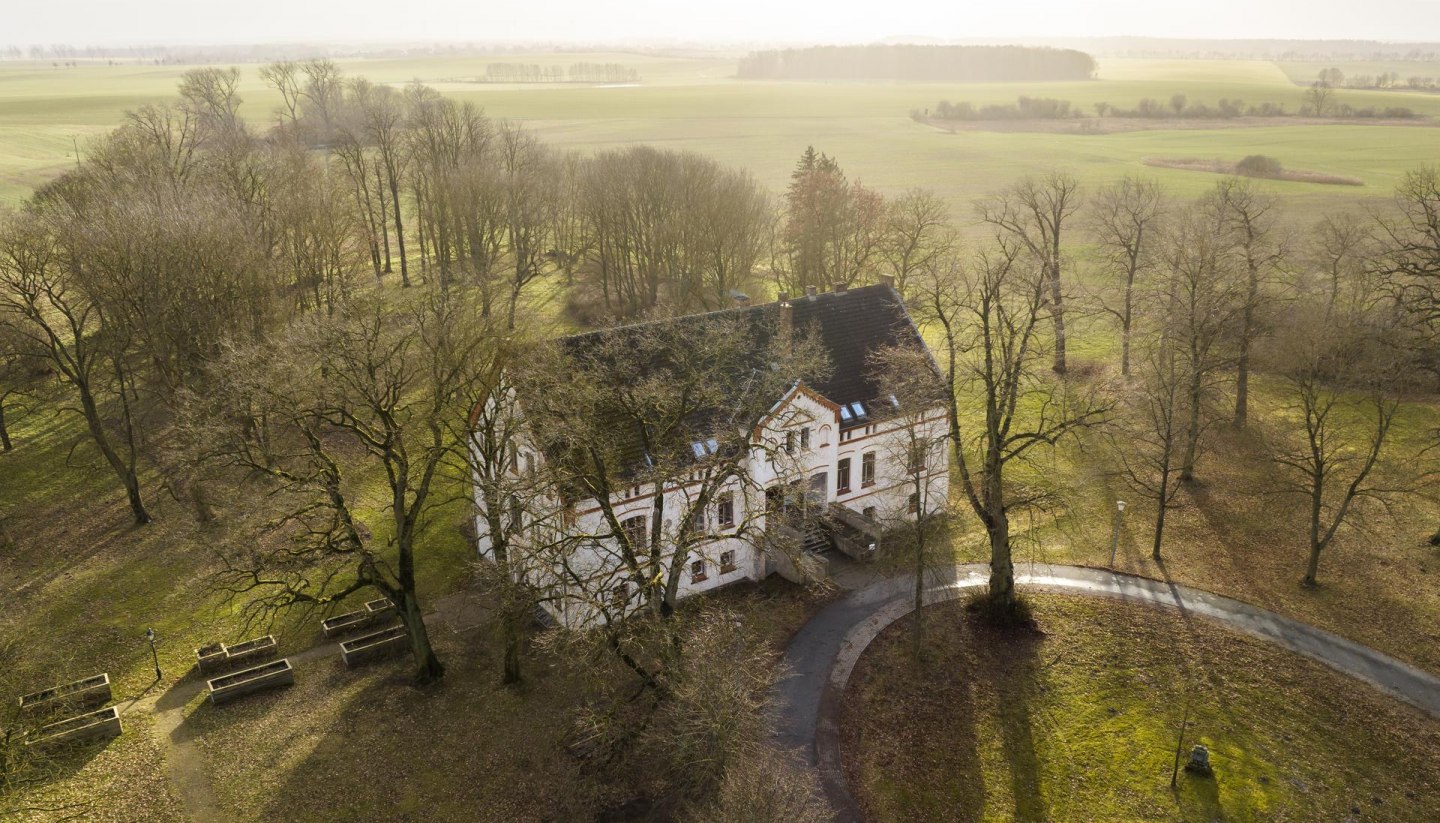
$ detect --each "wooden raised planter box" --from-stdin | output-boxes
[207,659,295,705]
[195,643,227,675]
[340,625,409,668]
[322,598,397,639]
[223,635,278,669]
[18,673,111,716]
[195,635,278,675]
[26,705,122,748]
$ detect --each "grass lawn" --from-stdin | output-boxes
[842,594,1440,822]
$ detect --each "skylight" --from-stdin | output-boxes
[849,401,867,419]
[839,405,853,422]
[889,394,900,409]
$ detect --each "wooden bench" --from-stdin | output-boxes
[18,673,111,717]
[25,705,122,748]
[340,625,409,668]
[207,659,295,705]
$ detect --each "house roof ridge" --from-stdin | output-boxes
[556,282,895,344]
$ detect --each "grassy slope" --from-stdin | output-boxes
[843,595,1440,822]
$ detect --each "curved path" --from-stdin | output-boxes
[771,562,1440,822]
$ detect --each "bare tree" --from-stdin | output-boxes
[1212,177,1285,428]
[0,212,151,523]
[868,342,950,657]
[881,188,954,297]
[1111,335,1186,559]
[1088,176,1165,378]
[1159,201,1247,483]
[977,171,1082,375]
[1269,313,1404,587]
[259,61,303,126]
[915,245,1109,612]
[189,288,494,683]
[1375,165,1440,334]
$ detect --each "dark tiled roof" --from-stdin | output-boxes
[558,283,927,419]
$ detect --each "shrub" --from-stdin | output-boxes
[1236,155,1283,178]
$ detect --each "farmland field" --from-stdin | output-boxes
[3,53,1439,224]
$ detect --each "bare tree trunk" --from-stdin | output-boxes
[376,165,393,275]
[987,511,1014,607]
[1049,260,1067,375]
[1152,462,1172,560]
[1234,297,1255,427]
[388,172,410,288]
[0,398,11,451]
[398,591,444,683]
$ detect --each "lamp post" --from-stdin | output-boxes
[1108,500,1128,568]
[144,628,161,681]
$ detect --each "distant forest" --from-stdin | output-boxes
[737,45,1096,82]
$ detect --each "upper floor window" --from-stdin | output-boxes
[621,515,647,549]
[837,458,852,494]
[690,504,707,534]
[908,492,920,514]
[908,439,929,474]
[720,550,736,573]
[861,452,876,487]
[784,431,795,455]
[800,427,810,450]
[717,493,735,529]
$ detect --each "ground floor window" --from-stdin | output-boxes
[720,550,736,573]
[691,559,708,583]
[908,492,919,514]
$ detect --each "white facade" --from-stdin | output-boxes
[473,382,949,627]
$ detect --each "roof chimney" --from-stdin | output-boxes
[804,285,817,300]
[833,282,847,293]
[879,274,896,291]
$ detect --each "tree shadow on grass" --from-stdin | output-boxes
[966,605,1048,822]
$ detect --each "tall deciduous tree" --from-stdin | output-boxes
[0,211,151,523]
[977,171,1082,375]
[1269,306,1404,587]
[881,188,954,298]
[915,246,1109,611]
[1089,175,1165,378]
[190,288,495,683]
[1212,177,1285,428]
[1159,201,1246,483]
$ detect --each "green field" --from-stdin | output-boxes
[3,54,1439,222]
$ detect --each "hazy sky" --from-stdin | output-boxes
[8,0,1440,46]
